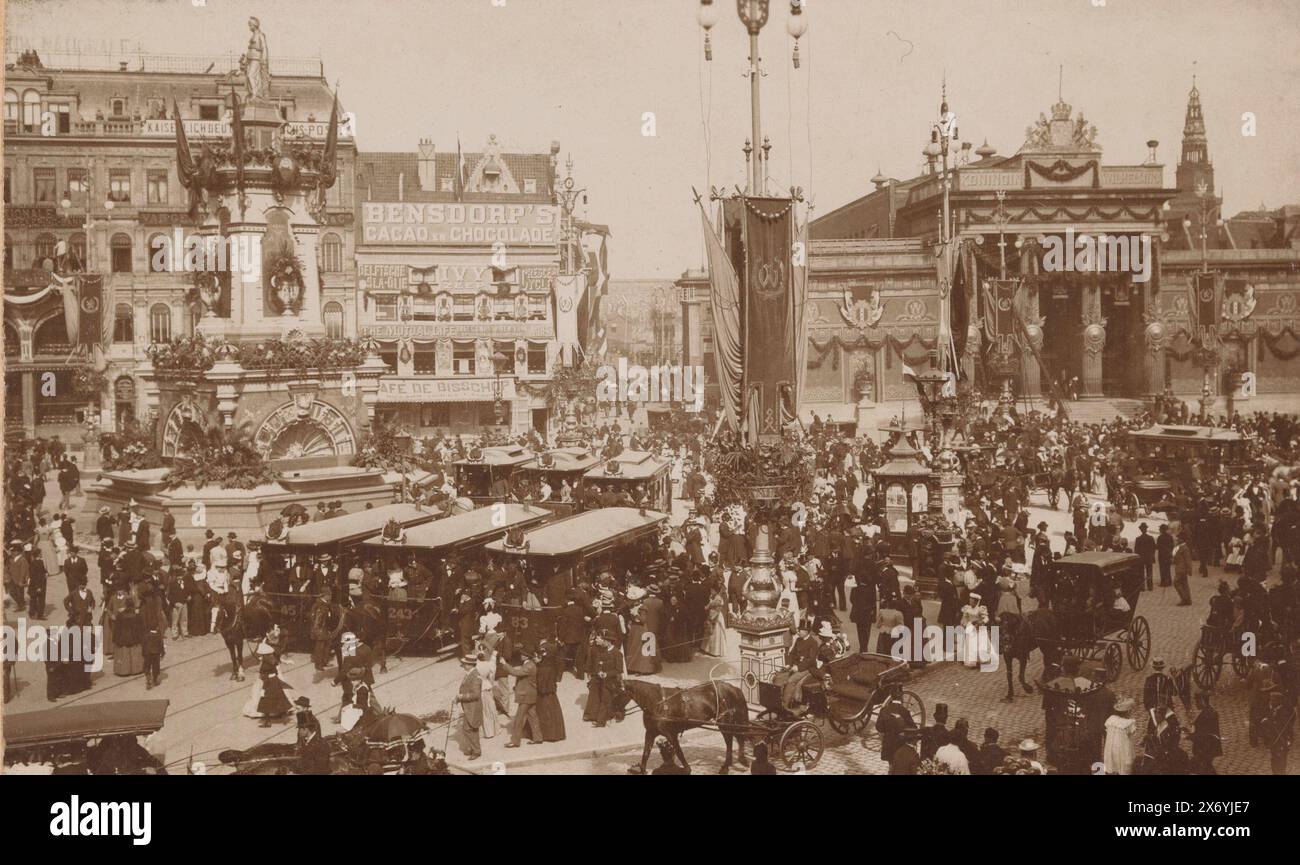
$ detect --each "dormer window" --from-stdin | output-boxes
[523,179,537,194]
[482,157,501,178]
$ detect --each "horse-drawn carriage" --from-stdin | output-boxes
[3,699,170,775]
[753,653,925,769]
[1191,622,1263,687]
[1127,425,1250,511]
[218,711,432,775]
[1048,552,1151,683]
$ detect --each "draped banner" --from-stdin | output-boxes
[60,275,80,345]
[792,217,810,425]
[741,196,796,441]
[982,278,1020,361]
[699,201,743,432]
[1193,272,1219,347]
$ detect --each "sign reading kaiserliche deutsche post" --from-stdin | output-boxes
[141,119,351,139]
[361,203,559,246]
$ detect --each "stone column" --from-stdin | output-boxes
[1021,285,1043,398]
[21,370,36,434]
[1080,279,1105,397]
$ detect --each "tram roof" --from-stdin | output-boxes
[1131,424,1243,442]
[266,502,439,548]
[1056,551,1141,574]
[484,507,668,557]
[521,448,602,473]
[453,445,537,468]
[362,503,551,550]
[583,449,670,481]
[4,700,170,749]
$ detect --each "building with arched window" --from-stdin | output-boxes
[5,49,357,439]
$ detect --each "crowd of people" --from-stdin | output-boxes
[6,394,1300,774]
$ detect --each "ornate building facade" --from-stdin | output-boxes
[353,139,605,438]
[3,49,356,441]
[682,84,1300,427]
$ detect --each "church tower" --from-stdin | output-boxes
[1175,76,1214,198]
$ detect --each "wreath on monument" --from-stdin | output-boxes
[268,253,306,315]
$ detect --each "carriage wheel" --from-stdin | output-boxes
[1191,641,1222,688]
[1103,642,1123,683]
[826,713,854,735]
[900,691,926,729]
[1231,649,1255,679]
[779,721,824,771]
[754,709,782,726]
[1126,616,1152,670]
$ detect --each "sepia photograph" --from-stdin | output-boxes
[2,0,1299,842]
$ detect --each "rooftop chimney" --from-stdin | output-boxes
[417,138,436,190]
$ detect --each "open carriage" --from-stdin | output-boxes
[753,652,925,769]
[1041,678,1111,774]
[1048,552,1151,682]
[3,699,170,775]
[1191,622,1266,687]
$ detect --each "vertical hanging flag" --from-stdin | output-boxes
[698,200,743,434]
[78,275,104,348]
[740,196,796,441]
[1194,272,1219,347]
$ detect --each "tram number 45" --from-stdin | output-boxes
[1238,371,1256,399]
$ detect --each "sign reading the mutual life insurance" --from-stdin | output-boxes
[361,203,559,246]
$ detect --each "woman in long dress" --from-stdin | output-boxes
[960,594,988,669]
[476,649,499,739]
[702,586,728,658]
[254,656,292,728]
[1103,697,1139,775]
[535,642,566,742]
[35,516,60,575]
[242,643,275,717]
[662,589,695,664]
[625,598,660,675]
[101,584,132,657]
[112,598,144,676]
[51,515,69,569]
[778,560,801,625]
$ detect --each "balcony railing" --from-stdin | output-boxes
[6,51,324,77]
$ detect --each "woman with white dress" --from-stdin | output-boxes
[476,649,499,739]
[778,558,801,625]
[960,594,989,669]
[51,517,69,569]
[1103,697,1139,775]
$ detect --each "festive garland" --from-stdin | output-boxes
[71,366,108,399]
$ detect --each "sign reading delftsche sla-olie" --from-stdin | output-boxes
[362,203,559,246]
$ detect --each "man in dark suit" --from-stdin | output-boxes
[1133,522,1156,590]
[63,546,89,588]
[95,506,115,542]
[584,631,623,727]
[556,594,588,679]
[166,534,184,568]
[226,531,246,562]
[26,548,48,619]
[849,573,876,654]
[1156,524,1174,587]
[974,727,1009,775]
[134,514,151,551]
[500,647,542,747]
[160,507,176,546]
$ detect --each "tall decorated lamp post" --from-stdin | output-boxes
[697,0,813,705]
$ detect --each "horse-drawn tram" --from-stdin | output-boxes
[513,447,602,515]
[1048,552,1151,682]
[258,503,440,647]
[483,507,670,647]
[4,699,170,774]
[356,503,555,652]
[582,450,673,513]
[1128,424,1249,507]
[452,444,537,505]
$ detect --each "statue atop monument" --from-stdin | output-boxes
[240,16,271,102]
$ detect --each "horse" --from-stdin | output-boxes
[999,608,1061,701]
[620,679,750,775]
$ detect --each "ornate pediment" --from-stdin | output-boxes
[1021,99,1100,154]
[467,134,521,194]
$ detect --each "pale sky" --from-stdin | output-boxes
[8,0,1300,277]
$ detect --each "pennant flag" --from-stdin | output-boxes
[454,135,465,201]
[698,200,744,433]
[320,92,339,188]
[59,274,80,345]
[901,361,918,381]
[230,91,246,202]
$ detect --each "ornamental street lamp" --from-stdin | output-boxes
[492,349,509,425]
[698,1,809,194]
[555,155,587,275]
[1184,181,1226,408]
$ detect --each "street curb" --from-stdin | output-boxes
[447,658,952,774]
